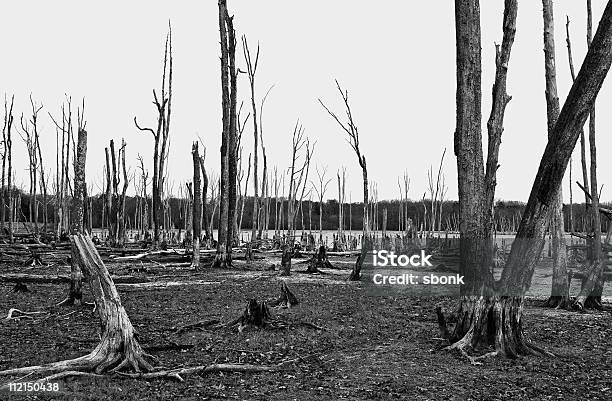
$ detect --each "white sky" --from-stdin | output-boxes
[0,1,610,203]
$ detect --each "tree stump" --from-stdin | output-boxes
[24,249,43,267]
[280,244,292,276]
[245,241,253,264]
[268,282,299,308]
[307,246,334,273]
[230,299,273,332]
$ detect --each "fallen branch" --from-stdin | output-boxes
[0,273,151,285]
[4,308,47,320]
[116,359,299,382]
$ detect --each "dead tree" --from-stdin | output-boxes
[337,167,346,245]
[311,165,331,242]
[198,150,210,244]
[2,95,14,242]
[541,0,570,309]
[286,122,313,239]
[134,23,172,249]
[427,149,446,237]
[59,107,87,306]
[208,172,219,240]
[49,98,76,239]
[258,85,274,239]
[441,0,514,356]
[235,105,250,239]
[19,96,43,238]
[24,96,48,237]
[242,35,261,242]
[238,153,251,238]
[576,0,605,310]
[192,143,202,269]
[0,235,155,378]
[104,140,128,247]
[214,0,239,267]
[319,80,369,280]
[442,0,612,359]
[565,17,591,209]
[403,172,411,234]
[137,155,149,237]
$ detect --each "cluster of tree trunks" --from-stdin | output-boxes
[214,0,238,268]
[443,0,612,358]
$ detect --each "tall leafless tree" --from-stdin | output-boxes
[192,142,202,269]
[214,0,239,267]
[542,0,570,309]
[443,0,612,358]
[319,80,369,280]
[2,95,14,242]
[134,23,173,249]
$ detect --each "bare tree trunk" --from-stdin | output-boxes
[61,125,87,306]
[577,0,605,309]
[214,0,238,267]
[319,80,369,280]
[133,25,172,249]
[542,0,569,308]
[3,96,14,243]
[198,155,209,243]
[242,36,260,242]
[498,0,612,346]
[192,143,202,269]
[118,140,129,247]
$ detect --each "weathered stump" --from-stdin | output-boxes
[229,299,273,332]
[245,242,253,264]
[280,245,292,276]
[269,282,299,308]
[307,246,334,273]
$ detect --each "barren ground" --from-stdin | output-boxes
[0,254,611,400]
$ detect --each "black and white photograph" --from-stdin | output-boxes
[1,0,612,399]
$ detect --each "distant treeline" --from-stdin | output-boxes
[3,187,607,234]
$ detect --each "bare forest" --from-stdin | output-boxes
[1,1,612,399]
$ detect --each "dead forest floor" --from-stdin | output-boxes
[0,256,611,401]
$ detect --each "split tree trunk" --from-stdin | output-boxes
[214,0,237,268]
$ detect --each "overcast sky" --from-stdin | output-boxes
[0,1,610,203]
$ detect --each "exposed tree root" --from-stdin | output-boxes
[544,295,570,309]
[438,296,555,362]
[173,319,222,334]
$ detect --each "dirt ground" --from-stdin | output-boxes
[0,256,611,401]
